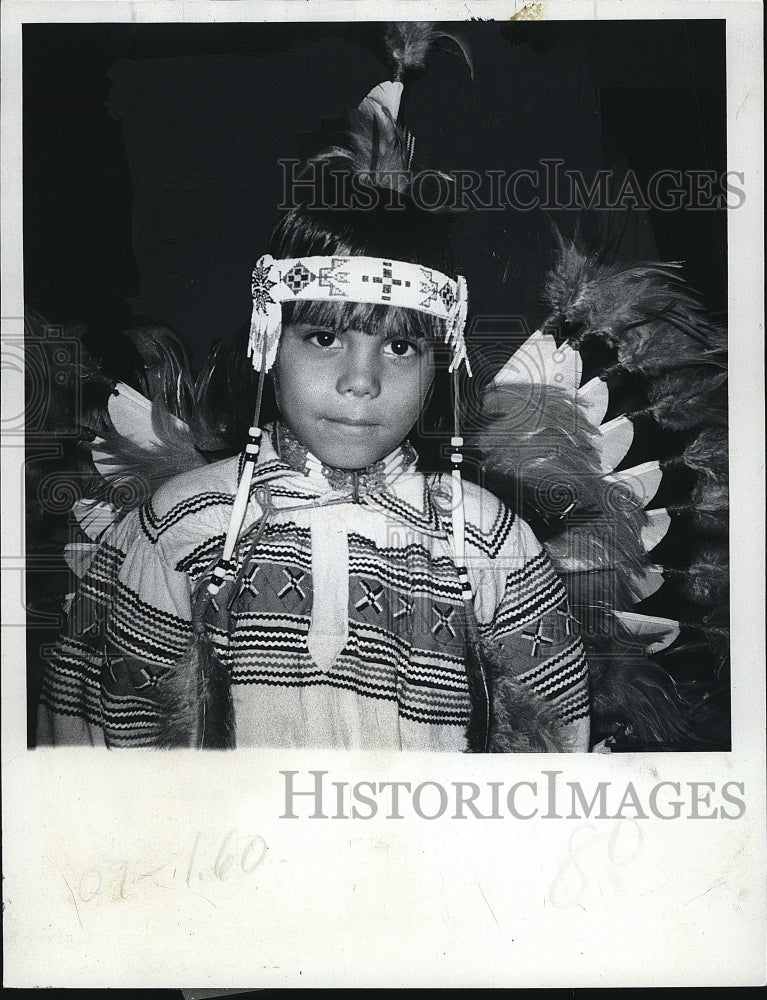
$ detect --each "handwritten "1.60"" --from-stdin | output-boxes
[52,829,268,916]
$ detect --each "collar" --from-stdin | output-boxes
[270,422,418,501]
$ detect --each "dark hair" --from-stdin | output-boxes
[267,196,455,341]
[264,196,456,468]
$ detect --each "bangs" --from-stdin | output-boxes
[281,298,447,342]
[266,199,455,353]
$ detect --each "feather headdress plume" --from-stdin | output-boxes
[310,22,471,193]
[383,22,474,81]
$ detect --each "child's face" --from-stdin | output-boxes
[274,322,436,469]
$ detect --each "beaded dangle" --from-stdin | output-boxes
[205,340,269,599]
[450,366,472,604]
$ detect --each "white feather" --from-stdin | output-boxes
[107,381,188,446]
[72,499,117,541]
[628,564,666,603]
[640,508,671,553]
[577,376,609,427]
[490,329,580,391]
[613,611,681,654]
[597,415,634,473]
[63,541,99,578]
[603,460,663,509]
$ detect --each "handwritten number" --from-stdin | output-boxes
[549,820,644,909]
[607,818,643,866]
[548,823,602,909]
[77,867,102,903]
[241,835,268,874]
[213,829,237,881]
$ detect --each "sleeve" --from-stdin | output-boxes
[37,503,194,748]
[471,504,591,753]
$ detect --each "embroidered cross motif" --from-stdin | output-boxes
[361,260,411,302]
[355,580,384,614]
[106,649,123,685]
[277,568,306,601]
[251,259,277,313]
[521,622,555,657]
[135,667,158,690]
[107,650,156,690]
[431,604,456,638]
[318,257,350,297]
[393,597,413,621]
[283,261,317,295]
[240,563,261,599]
[555,607,580,636]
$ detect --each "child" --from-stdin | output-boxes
[37,72,591,752]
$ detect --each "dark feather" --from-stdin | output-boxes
[189,339,233,452]
[667,427,729,481]
[669,543,730,608]
[383,22,473,80]
[154,596,234,749]
[637,368,728,430]
[542,234,727,374]
[472,383,649,611]
[478,640,570,753]
[586,643,696,745]
[123,319,195,422]
[95,410,206,509]
[311,103,412,191]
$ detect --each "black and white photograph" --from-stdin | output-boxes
[2,0,764,989]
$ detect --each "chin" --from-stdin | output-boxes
[315,442,387,470]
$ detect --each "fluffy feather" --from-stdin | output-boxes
[154,598,234,749]
[665,427,729,481]
[542,234,727,374]
[311,102,412,191]
[189,340,233,452]
[473,639,570,753]
[638,368,728,431]
[588,652,696,745]
[93,421,206,508]
[383,22,473,80]
[682,475,729,536]
[25,308,117,439]
[671,543,730,608]
[472,383,649,610]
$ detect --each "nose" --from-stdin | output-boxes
[336,340,381,399]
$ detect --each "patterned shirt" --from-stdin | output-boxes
[38,433,590,750]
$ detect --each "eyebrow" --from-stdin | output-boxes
[287,323,427,341]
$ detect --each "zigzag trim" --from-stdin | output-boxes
[464,503,516,558]
[175,533,227,574]
[365,482,444,537]
[138,492,234,543]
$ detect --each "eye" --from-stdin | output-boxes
[306,330,338,348]
[385,338,418,358]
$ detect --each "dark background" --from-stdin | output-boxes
[23,19,727,364]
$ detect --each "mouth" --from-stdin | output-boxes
[324,416,380,429]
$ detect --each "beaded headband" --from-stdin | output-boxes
[248,253,471,376]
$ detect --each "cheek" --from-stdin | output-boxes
[273,344,324,417]
[400,358,434,413]
[383,360,434,435]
